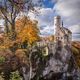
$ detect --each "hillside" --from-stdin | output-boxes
[72,41,80,49]
[72,41,80,68]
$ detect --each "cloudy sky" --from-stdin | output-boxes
[0,0,80,41]
[28,0,80,41]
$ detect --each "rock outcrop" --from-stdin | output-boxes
[31,41,80,80]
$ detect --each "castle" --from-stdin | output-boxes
[54,16,72,47]
[37,15,72,47]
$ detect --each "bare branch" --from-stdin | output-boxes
[0,9,12,24]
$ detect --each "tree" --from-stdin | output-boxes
[16,16,40,45]
[15,16,40,79]
[0,16,40,51]
[0,0,43,40]
[0,0,24,38]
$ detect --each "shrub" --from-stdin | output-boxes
[0,56,5,64]
[10,71,22,80]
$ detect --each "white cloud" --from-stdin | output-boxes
[51,0,59,3]
[54,0,80,26]
[28,7,54,25]
[0,19,4,27]
[28,7,54,36]
[32,0,43,6]
[40,25,54,35]
[72,34,80,41]
[68,24,80,41]
[69,25,80,34]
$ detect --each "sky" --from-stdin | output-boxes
[0,0,80,41]
[28,0,80,41]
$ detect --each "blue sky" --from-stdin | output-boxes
[43,0,54,8]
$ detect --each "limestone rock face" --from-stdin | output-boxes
[41,42,79,80]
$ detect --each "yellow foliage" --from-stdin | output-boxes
[16,16,40,45]
[0,35,13,49]
[0,34,18,49]
[0,16,40,49]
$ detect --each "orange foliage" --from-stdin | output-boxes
[41,35,54,42]
[15,49,29,65]
[16,16,40,45]
[0,49,13,59]
[72,41,80,49]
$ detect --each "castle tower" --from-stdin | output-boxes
[54,16,61,42]
[54,16,61,34]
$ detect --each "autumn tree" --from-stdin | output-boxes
[16,16,40,46]
[0,16,40,52]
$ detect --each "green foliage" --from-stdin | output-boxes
[0,56,5,64]
[10,71,22,80]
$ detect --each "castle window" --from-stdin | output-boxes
[61,37,63,39]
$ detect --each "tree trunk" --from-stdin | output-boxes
[29,60,32,80]
[4,19,10,35]
[10,20,16,40]
[21,66,30,80]
[29,51,32,80]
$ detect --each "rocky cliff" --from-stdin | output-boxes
[28,41,80,80]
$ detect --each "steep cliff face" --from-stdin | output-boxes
[44,44,71,73]
[31,41,80,80]
[41,42,74,79]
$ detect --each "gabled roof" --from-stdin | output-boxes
[59,27,72,35]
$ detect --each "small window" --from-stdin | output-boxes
[61,37,63,39]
